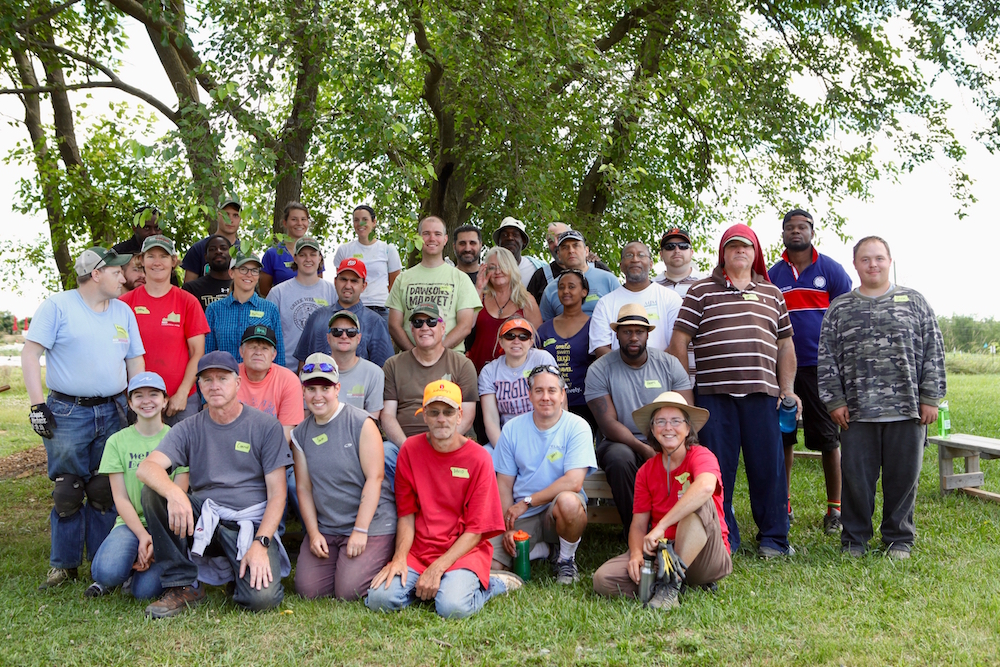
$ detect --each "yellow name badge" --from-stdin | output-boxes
[166,312,181,323]
[353,253,364,259]
[235,441,251,453]
[894,295,909,303]
[647,312,660,320]
[312,433,328,445]
[742,293,760,301]
[644,379,662,389]
[543,338,556,347]
[113,325,129,342]
[249,310,265,318]
[134,306,150,315]
[451,467,469,479]
[585,294,599,302]
[546,451,564,462]
[315,299,329,307]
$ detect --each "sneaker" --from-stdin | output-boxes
[145,585,206,619]
[39,567,78,590]
[121,575,133,596]
[490,570,524,594]
[646,580,681,610]
[823,509,843,535]
[758,544,795,559]
[788,506,795,524]
[84,582,111,598]
[553,558,580,585]
[886,547,911,560]
[841,545,865,558]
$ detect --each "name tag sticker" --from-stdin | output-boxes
[647,312,660,320]
[312,433,328,445]
[166,312,181,323]
[134,306,150,315]
[113,325,129,342]
[644,379,662,389]
[451,467,469,479]
[742,293,760,301]
[353,253,364,259]
[315,298,329,306]
[235,441,251,453]
[249,310,265,318]
[585,294,599,302]
[547,451,564,462]
[894,295,909,302]
[543,337,556,347]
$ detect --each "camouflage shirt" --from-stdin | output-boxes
[817,286,946,421]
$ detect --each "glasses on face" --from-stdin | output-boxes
[329,327,360,338]
[663,242,691,251]
[302,362,335,373]
[623,252,651,260]
[425,407,457,418]
[528,364,561,379]
[502,331,532,341]
[236,266,261,276]
[653,417,687,429]
[410,317,440,329]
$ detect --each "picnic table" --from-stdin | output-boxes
[928,433,1000,502]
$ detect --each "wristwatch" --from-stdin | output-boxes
[523,496,533,507]
[254,535,270,548]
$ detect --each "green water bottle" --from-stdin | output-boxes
[512,530,531,581]
[938,400,951,437]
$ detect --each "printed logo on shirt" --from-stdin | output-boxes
[249,309,265,318]
[235,441,251,453]
[543,337,556,347]
[404,283,454,310]
[813,276,827,289]
[644,379,662,389]
[344,442,354,448]
[546,450,564,463]
[134,306,150,315]
[742,293,759,301]
[113,325,129,343]
[894,295,909,303]
[161,312,182,327]
[312,433,328,445]
[451,467,469,479]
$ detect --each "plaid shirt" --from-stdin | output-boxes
[205,292,285,367]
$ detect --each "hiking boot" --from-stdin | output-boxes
[841,544,865,558]
[39,567,78,590]
[145,585,206,619]
[758,544,795,559]
[490,570,524,594]
[84,582,111,598]
[886,547,911,561]
[646,580,681,610]
[823,509,843,535]
[553,558,580,585]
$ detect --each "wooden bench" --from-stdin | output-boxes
[583,470,622,525]
[928,433,1000,502]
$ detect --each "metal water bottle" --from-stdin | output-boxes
[938,400,951,437]
[778,396,798,434]
[512,530,531,581]
[639,554,656,602]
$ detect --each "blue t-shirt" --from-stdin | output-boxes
[539,267,620,320]
[260,245,298,287]
[493,410,598,518]
[293,300,394,368]
[537,319,593,407]
[27,290,145,397]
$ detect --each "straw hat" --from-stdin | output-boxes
[609,303,655,332]
[631,391,710,438]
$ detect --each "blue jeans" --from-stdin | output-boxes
[45,394,125,568]
[383,441,399,490]
[90,524,165,599]
[365,567,506,619]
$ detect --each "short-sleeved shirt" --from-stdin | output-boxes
[27,290,144,397]
[181,236,242,277]
[493,411,597,518]
[293,301,394,368]
[588,283,682,353]
[99,424,179,528]
[584,348,691,440]
[478,348,557,427]
[237,364,305,426]
[334,239,402,308]
[395,435,504,588]
[266,278,339,371]
[154,405,292,510]
[383,349,478,438]
[181,275,232,311]
[338,358,385,414]
[537,319,593,407]
[260,245,298,288]
[385,263,482,352]
[634,446,729,551]
[539,266,621,320]
[205,293,285,367]
[673,266,793,397]
[120,286,210,397]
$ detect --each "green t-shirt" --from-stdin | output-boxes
[384,262,482,352]
[98,424,184,528]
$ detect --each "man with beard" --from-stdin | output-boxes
[182,235,233,311]
[122,256,146,294]
[453,224,483,285]
[182,198,242,283]
[589,241,682,357]
[768,209,851,533]
[492,217,545,286]
[585,305,691,529]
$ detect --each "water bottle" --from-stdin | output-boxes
[639,554,656,602]
[938,400,951,437]
[512,530,531,581]
[778,396,798,434]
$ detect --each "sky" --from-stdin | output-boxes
[1,23,996,322]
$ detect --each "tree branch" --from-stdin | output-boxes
[15,0,85,33]
[408,2,444,122]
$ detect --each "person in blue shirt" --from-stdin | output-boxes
[767,209,852,534]
[205,253,285,366]
[539,231,620,320]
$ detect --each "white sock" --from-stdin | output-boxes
[528,542,550,560]
[558,537,580,561]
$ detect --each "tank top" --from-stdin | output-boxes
[466,304,524,374]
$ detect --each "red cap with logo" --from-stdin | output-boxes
[336,258,367,281]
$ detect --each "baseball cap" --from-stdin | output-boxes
[609,303,656,331]
[556,230,585,247]
[74,247,132,277]
[415,379,463,415]
[127,371,167,395]
[300,352,339,384]
[660,228,691,247]
[219,196,241,211]
[232,252,262,269]
[724,235,754,247]
[241,324,277,347]
[498,317,534,338]
[493,216,529,247]
[328,310,360,329]
[782,208,814,227]
[336,258,367,281]
[294,237,322,255]
[140,234,176,255]
[197,350,239,376]
[410,303,442,321]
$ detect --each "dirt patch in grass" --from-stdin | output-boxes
[0,443,46,480]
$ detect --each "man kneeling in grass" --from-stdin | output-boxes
[593,392,731,609]
[366,380,523,618]
[137,351,293,618]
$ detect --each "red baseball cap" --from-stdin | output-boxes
[336,258,367,280]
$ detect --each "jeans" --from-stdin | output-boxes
[45,394,125,568]
[365,567,506,619]
[383,441,399,490]
[141,487,284,611]
[89,524,165,599]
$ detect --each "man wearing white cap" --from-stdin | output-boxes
[493,217,546,286]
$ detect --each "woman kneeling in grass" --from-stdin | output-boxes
[86,372,188,598]
[292,353,397,600]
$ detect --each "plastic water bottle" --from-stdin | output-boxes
[938,400,951,437]
[512,530,531,581]
[639,554,656,602]
[778,396,798,434]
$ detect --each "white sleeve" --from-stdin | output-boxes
[588,295,613,353]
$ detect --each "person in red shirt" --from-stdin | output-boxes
[367,380,523,618]
[120,235,209,425]
[593,392,732,609]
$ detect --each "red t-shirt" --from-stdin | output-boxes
[120,286,210,397]
[237,363,305,426]
[633,445,730,552]
[395,435,504,588]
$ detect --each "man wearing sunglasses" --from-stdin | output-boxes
[656,228,699,291]
[205,252,285,367]
[326,311,384,420]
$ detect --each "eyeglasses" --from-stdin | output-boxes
[410,317,440,329]
[502,332,532,341]
[236,266,261,276]
[623,252,651,260]
[302,362,335,373]
[329,327,360,338]
[653,418,687,429]
[425,407,457,418]
[528,365,561,379]
[662,242,691,251]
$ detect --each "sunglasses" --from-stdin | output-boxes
[329,327,360,338]
[410,317,440,329]
[662,242,691,251]
[528,364,561,379]
[302,362,335,373]
[425,407,457,418]
[502,332,532,341]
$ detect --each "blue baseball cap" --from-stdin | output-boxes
[197,350,239,376]
[127,372,167,395]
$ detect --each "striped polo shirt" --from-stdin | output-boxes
[673,266,792,397]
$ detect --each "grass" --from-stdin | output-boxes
[945,352,1000,376]
[2,373,1000,665]
[0,367,37,458]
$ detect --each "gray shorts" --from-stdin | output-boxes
[489,491,587,568]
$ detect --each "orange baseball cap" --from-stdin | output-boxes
[498,317,534,338]
[415,379,463,415]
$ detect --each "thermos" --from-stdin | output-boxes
[938,400,951,437]
[513,530,531,581]
[778,396,798,434]
[639,554,656,602]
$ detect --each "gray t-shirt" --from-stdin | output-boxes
[338,358,385,415]
[584,347,691,441]
[154,405,292,510]
[291,404,396,536]
[266,278,338,372]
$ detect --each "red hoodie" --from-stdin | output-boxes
[717,224,770,283]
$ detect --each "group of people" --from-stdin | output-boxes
[22,200,946,620]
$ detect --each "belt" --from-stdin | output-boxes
[367,305,388,312]
[50,390,123,407]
